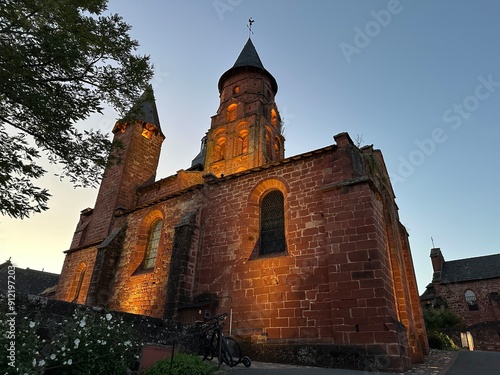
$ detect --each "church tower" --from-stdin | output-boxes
[71,86,164,248]
[203,38,284,177]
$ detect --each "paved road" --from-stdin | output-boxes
[222,350,500,374]
[444,350,500,375]
[225,364,391,374]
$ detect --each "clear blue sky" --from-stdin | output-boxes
[2,0,499,294]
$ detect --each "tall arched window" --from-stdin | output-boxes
[143,219,162,269]
[72,262,87,303]
[260,190,286,255]
[265,131,273,162]
[465,289,479,311]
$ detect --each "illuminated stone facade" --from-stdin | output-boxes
[55,39,427,371]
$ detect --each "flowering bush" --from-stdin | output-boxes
[1,308,141,375]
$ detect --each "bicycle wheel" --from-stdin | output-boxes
[224,337,242,367]
[199,335,214,361]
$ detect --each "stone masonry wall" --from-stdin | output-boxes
[107,190,204,318]
[435,278,500,326]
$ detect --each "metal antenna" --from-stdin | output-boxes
[247,17,254,38]
[431,236,435,248]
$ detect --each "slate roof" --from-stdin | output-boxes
[0,260,60,296]
[218,38,278,94]
[124,85,162,134]
[420,284,436,301]
[232,38,266,70]
[440,253,500,284]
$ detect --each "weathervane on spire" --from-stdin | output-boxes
[247,17,254,38]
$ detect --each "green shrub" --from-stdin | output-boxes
[423,308,464,330]
[427,331,459,350]
[146,353,216,375]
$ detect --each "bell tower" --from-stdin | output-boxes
[72,86,164,248]
[204,38,284,177]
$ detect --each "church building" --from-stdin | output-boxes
[55,38,427,371]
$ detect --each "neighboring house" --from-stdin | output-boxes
[54,38,427,371]
[420,248,500,350]
[0,259,60,297]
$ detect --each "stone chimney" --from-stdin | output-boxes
[430,248,444,282]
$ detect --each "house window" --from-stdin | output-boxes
[260,190,286,255]
[143,219,162,269]
[465,289,479,311]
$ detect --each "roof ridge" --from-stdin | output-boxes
[444,253,500,264]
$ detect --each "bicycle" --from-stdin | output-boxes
[196,313,251,368]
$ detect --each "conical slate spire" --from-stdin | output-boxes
[218,38,278,94]
[129,85,161,131]
[232,38,265,70]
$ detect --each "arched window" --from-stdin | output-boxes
[465,289,479,311]
[271,109,278,127]
[226,104,238,122]
[214,137,226,161]
[72,262,86,303]
[143,219,162,269]
[260,190,286,255]
[235,130,248,155]
[274,137,281,160]
[265,131,273,162]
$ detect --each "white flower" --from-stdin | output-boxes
[32,359,36,367]
[29,321,35,328]
[101,340,107,345]
[38,359,45,367]
[74,339,80,346]
[79,319,86,327]
[68,359,73,365]
[106,313,112,321]
[50,354,56,360]
[124,340,131,347]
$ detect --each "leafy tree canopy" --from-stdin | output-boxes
[0,0,153,218]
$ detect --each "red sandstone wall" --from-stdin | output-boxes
[188,139,411,367]
[55,247,97,304]
[56,132,424,370]
[107,192,203,318]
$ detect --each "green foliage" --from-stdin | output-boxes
[0,308,141,374]
[145,353,216,375]
[423,308,464,330]
[0,0,153,218]
[427,331,460,351]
